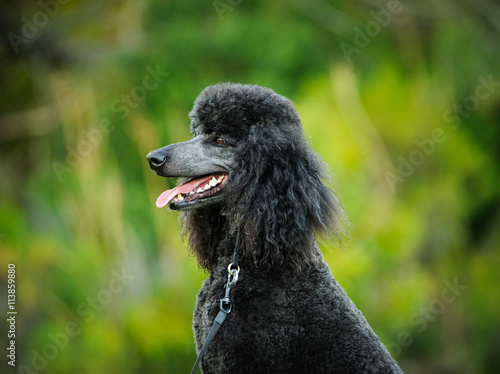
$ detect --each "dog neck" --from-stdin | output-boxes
[181,206,236,271]
[182,202,330,274]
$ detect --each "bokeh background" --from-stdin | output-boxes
[1,1,500,373]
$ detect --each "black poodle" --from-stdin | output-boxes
[147,83,402,373]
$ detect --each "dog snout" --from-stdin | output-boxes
[147,149,167,172]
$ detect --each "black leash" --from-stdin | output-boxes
[190,230,241,374]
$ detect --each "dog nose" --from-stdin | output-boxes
[146,150,167,170]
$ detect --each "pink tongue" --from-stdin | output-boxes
[156,175,216,208]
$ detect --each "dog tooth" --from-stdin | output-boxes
[177,194,184,201]
[209,179,217,187]
[189,191,195,195]
[197,188,204,193]
[204,184,210,190]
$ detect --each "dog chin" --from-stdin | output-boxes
[169,193,224,211]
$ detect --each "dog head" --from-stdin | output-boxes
[147,83,301,212]
[147,83,346,270]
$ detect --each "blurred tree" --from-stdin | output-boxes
[0,1,499,373]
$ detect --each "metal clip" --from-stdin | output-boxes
[220,281,233,313]
[220,297,232,313]
[227,262,240,286]
[219,262,240,314]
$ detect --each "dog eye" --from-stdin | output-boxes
[215,136,224,144]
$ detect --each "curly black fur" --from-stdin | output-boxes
[183,84,345,272]
[150,83,402,373]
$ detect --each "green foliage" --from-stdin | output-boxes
[1,1,499,373]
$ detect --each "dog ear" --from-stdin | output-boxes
[226,124,346,271]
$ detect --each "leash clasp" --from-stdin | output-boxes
[220,262,240,314]
[220,297,232,313]
[227,262,240,285]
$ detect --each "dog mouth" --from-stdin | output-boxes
[156,173,228,209]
